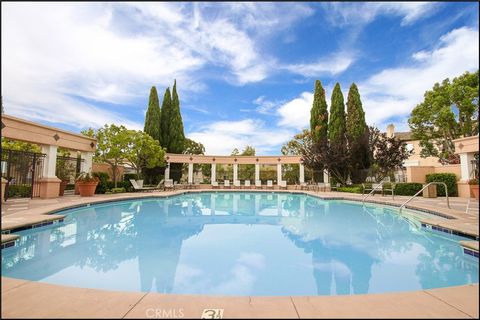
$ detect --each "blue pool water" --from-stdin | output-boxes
[2,192,478,296]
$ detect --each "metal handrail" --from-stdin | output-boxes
[399,182,449,213]
[362,180,385,204]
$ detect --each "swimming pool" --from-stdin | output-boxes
[2,192,478,296]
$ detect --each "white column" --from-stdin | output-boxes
[165,163,170,180]
[277,163,282,185]
[188,163,193,183]
[233,163,238,182]
[41,145,58,178]
[299,164,305,183]
[323,169,329,184]
[255,164,260,182]
[211,163,216,182]
[460,153,474,182]
[81,151,93,174]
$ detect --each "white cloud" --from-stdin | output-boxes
[284,54,355,77]
[252,96,284,115]
[1,2,313,129]
[277,92,313,129]
[187,119,294,155]
[323,2,439,27]
[359,26,479,129]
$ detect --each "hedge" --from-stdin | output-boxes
[426,173,457,197]
[92,172,133,194]
[337,186,363,194]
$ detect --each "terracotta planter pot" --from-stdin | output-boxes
[471,185,479,200]
[59,180,69,196]
[77,181,98,197]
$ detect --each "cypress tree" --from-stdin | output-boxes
[328,83,346,145]
[143,86,161,143]
[159,87,172,150]
[346,83,367,144]
[346,83,370,182]
[169,80,185,153]
[310,80,329,145]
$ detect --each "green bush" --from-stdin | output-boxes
[93,172,110,194]
[392,183,423,196]
[110,187,126,193]
[123,173,139,181]
[65,183,75,190]
[426,173,457,196]
[7,184,31,197]
[337,186,363,194]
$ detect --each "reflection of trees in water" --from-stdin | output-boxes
[416,242,478,289]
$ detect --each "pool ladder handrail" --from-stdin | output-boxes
[362,180,385,205]
[399,182,449,213]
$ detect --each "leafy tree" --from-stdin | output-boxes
[409,70,479,164]
[231,146,255,180]
[281,129,312,156]
[90,124,131,187]
[346,83,370,183]
[125,130,165,179]
[159,87,172,149]
[144,86,161,143]
[310,80,329,145]
[368,126,412,181]
[183,138,206,177]
[1,138,41,153]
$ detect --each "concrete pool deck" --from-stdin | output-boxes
[1,189,479,318]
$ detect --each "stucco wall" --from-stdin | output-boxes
[92,163,125,181]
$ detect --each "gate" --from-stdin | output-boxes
[1,149,46,200]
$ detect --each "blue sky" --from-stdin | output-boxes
[2,2,479,155]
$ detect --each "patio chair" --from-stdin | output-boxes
[164,179,174,191]
[194,180,201,189]
[244,180,251,188]
[330,182,341,191]
[299,182,308,190]
[211,181,219,189]
[130,179,156,192]
[317,182,326,192]
[224,180,231,189]
[255,180,262,189]
[279,180,287,190]
[382,183,395,199]
[266,180,274,189]
[362,183,382,196]
[233,180,241,189]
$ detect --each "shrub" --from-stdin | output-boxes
[123,173,139,181]
[392,183,423,196]
[337,186,363,193]
[110,187,126,193]
[92,172,110,194]
[426,173,457,196]
[7,184,31,198]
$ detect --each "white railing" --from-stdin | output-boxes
[399,182,449,213]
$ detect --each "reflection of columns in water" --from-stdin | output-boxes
[211,193,216,215]
[255,194,260,215]
[277,194,282,216]
[300,196,305,218]
[233,193,239,214]
[37,229,52,258]
[164,199,169,215]
[187,199,192,216]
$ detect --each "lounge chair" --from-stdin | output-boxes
[164,179,174,191]
[279,180,287,190]
[362,183,382,196]
[299,182,308,190]
[211,181,219,189]
[233,180,241,189]
[224,180,231,189]
[255,180,262,189]
[266,180,273,189]
[330,183,341,191]
[194,180,201,189]
[244,180,251,188]
[130,179,156,192]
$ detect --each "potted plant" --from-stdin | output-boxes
[469,179,479,199]
[76,172,99,197]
